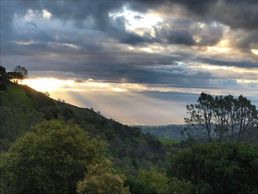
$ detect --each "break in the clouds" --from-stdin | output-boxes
[1,0,257,124]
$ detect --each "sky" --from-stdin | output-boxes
[0,0,258,125]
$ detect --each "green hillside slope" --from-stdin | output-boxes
[0,81,165,170]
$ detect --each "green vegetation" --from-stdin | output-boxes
[0,121,127,194]
[158,138,180,146]
[126,169,170,194]
[170,143,258,194]
[77,160,130,194]
[140,124,184,142]
[125,169,193,194]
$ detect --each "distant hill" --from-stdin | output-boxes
[139,124,258,146]
[0,81,165,171]
[139,124,185,142]
[226,127,258,146]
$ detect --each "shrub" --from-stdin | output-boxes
[77,160,130,194]
[0,120,105,194]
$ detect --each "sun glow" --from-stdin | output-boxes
[42,9,52,19]
[21,78,75,92]
[251,49,258,55]
[206,40,231,53]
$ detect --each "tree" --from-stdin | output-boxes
[213,96,228,143]
[223,95,239,137]
[168,177,193,194]
[170,143,258,194]
[126,169,169,194]
[14,65,28,78]
[184,93,258,142]
[7,65,28,83]
[0,120,105,194]
[237,95,258,137]
[184,93,215,142]
[0,66,7,80]
[77,159,130,194]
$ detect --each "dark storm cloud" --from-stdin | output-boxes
[135,0,258,30]
[131,0,258,53]
[0,0,221,47]
[1,0,123,28]
[165,30,195,45]
[2,0,257,49]
[119,33,154,45]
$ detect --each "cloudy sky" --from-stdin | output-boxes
[1,0,258,125]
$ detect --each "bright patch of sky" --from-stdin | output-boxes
[109,7,163,36]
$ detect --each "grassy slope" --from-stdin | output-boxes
[0,82,165,171]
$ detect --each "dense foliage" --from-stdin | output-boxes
[126,169,169,194]
[170,143,258,194]
[77,160,130,194]
[125,169,193,194]
[0,120,105,194]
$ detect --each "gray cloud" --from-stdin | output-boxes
[136,0,258,30]
[165,30,195,45]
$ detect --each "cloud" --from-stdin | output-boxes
[137,0,258,30]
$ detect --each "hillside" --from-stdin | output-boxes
[140,124,185,142]
[226,127,258,146]
[0,81,165,170]
[140,124,258,146]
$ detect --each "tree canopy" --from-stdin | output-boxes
[77,159,130,194]
[0,120,105,194]
[6,65,28,83]
[170,143,258,194]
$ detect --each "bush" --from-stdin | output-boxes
[39,106,59,120]
[62,108,74,121]
[0,120,105,194]
[170,143,258,194]
[126,169,169,194]
[168,177,194,194]
[77,160,130,194]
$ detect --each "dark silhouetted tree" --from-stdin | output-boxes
[184,93,258,142]
[213,96,228,143]
[223,95,239,137]
[237,95,258,137]
[0,66,7,80]
[184,92,215,142]
[7,65,28,83]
